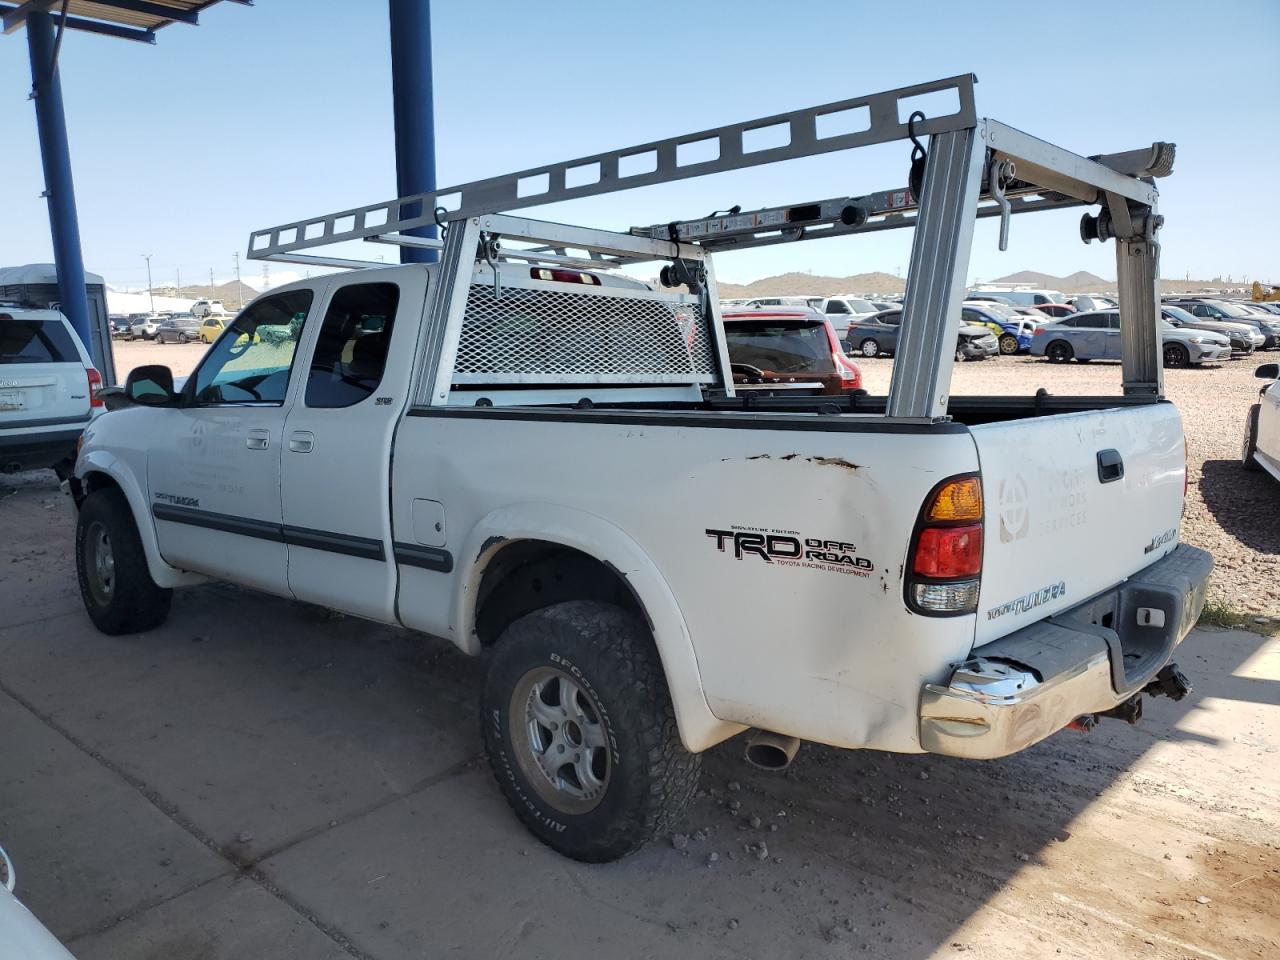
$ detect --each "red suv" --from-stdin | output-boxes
[722,308,862,395]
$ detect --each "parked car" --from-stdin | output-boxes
[960,301,1035,354]
[744,296,822,309]
[107,315,133,339]
[154,315,202,344]
[190,298,228,319]
[969,287,1068,307]
[1069,295,1116,312]
[0,307,102,477]
[198,315,229,343]
[1242,362,1280,482]
[1031,310,1231,367]
[817,296,879,337]
[722,308,861,395]
[0,844,78,959]
[129,314,166,340]
[1165,299,1280,349]
[1242,302,1280,317]
[1032,303,1076,319]
[845,309,998,360]
[868,300,898,311]
[1161,305,1256,356]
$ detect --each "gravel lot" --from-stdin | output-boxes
[111,339,1280,615]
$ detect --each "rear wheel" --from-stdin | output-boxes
[482,600,699,862]
[1045,340,1073,363]
[1242,404,1261,471]
[955,346,966,362]
[76,487,172,635]
[998,333,1020,355]
[859,338,881,358]
[1163,343,1189,368]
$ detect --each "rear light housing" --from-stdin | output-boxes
[824,322,862,387]
[906,474,983,616]
[530,267,600,285]
[86,367,104,408]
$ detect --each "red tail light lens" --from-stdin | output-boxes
[86,367,104,408]
[913,524,983,578]
[531,268,600,285]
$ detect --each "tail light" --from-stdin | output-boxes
[86,367,104,408]
[906,474,983,616]
[530,267,600,285]
[825,323,862,388]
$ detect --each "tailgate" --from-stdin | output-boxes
[0,361,88,426]
[971,403,1185,645]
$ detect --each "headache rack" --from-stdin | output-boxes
[247,74,1174,418]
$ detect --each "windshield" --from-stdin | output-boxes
[844,298,875,313]
[1045,292,1067,304]
[1163,305,1198,325]
[1213,302,1251,318]
[724,321,834,374]
[975,302,1019,319]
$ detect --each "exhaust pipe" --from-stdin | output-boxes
[744,730,801,771]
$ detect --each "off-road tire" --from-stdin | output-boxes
[1242,404,1261,472]
[481,600,699,862]
[76,487,172,635]
[1046,340,1073,363]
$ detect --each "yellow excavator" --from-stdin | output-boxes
[1252,280,1280,302]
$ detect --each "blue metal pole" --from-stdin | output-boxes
[388,0,437,264]
[26,10,93,352]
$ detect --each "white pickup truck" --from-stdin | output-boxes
[70,76,1211,862]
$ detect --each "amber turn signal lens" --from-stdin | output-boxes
[926,476,983,522]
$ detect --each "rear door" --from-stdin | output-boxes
[0,313,89,428]
[971,402,1186,644]
[280,273,425,623]
[1103,311,1123,359]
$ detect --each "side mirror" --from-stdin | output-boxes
[125,364,177,405]
[1256,363,1279,380]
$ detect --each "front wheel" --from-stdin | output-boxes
[998,333,1020,355]
[1163,344,1190,368]
[1242,404,1261,471]
[76,487,172,635]
[482,601,699,862]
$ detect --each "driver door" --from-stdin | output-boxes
[146,288,315,597]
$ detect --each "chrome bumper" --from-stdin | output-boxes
[920,543,1213,760]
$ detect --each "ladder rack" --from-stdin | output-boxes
[246,74,1176,419]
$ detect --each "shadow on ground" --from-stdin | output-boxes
[1199,458,1280,555]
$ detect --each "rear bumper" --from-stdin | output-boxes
[919,543,1213,760]
[0,425,85,472]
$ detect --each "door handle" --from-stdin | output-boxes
[288,430,314,454]
[1096,448,1124,483]
[246,429,271,451]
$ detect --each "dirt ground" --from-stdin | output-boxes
[111,338,1280,616]
[0,469,1277,959]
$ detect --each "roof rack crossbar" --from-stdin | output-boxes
[247,74,978,261]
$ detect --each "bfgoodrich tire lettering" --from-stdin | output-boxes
[76,487,172,635]
[481,600,699,862]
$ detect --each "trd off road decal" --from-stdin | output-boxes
[705,527,874,577]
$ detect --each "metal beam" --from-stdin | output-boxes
[1116,235,1164,397]
[89,0,200,24]
[2,0,52,34]
[26,8,93,356]
[1,3,157,40]
[389,0,437,264]
[248,74,978,260]
[886,127,986,420]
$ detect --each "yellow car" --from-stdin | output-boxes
[198,316,228,343]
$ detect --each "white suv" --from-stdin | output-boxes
[0,307,102,477]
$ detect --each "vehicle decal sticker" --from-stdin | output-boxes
[706,526,873,577]
[986,581,1067,621]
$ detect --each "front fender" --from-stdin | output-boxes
[454,502,744,754]
[76,449,206,590]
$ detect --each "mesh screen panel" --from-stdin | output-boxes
[452,283,717,384]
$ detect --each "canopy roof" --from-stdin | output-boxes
[1,1,250,44]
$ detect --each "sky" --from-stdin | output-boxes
[2,0,1278,293]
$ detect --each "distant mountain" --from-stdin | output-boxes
[717,271,905,299]
[150,280,259,310]
[986,270,1112,292]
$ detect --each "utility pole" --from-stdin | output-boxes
[233,251,243,308]
[142,253,154,313]
[175,266,181,298]
[209,268,215,298]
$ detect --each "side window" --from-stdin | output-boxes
[190,290,313,405]
[826,300,850,314]
[1106,313,1121,329]
[304,282,400,409]
[1058,317,1076,327]
[882,313,902,326]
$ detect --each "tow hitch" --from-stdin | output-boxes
[1069,663,1192,731]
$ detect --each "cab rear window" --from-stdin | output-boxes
[0,317,78,364]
